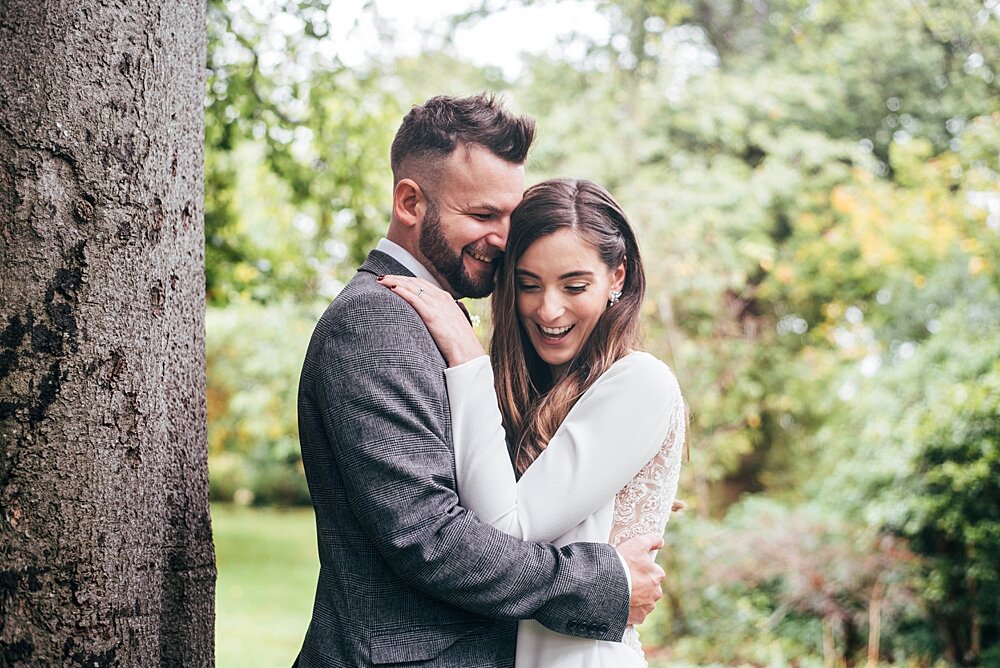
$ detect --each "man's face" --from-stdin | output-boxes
[415,144,525,298]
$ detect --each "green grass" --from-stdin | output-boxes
[212,503,672,667]
[213,503,317,668]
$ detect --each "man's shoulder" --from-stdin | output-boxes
[309,271,436,359]
[325,272,422,328]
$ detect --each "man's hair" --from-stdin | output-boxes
[390,93,536,183]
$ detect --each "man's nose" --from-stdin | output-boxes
[488,219,510,250]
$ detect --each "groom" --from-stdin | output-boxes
[293,93,665,667]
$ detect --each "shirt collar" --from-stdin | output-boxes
[375,238,444,290]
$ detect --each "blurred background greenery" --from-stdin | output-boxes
[206,0,999,665]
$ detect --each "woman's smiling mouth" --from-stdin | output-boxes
[537,323,575,341]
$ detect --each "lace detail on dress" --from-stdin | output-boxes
[610,397,685,549]
[610,392,686,662]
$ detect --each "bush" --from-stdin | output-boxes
[813,277,1000,664]
[644,499,923,666]
[209,451,253,503]
[250,460,312,507]
[207,300,325,506]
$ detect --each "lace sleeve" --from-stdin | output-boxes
[609,395,685,548]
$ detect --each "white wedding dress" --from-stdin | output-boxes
[444,351,685,668]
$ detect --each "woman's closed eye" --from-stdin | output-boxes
[565,284,588,294]
[516,282,540,292]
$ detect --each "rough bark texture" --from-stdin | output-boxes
[0,2,214,666]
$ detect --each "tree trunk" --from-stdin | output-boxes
[0,2,214,666]
[867,577,883,667]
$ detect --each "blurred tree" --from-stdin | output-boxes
[645,499,922,666]
[205,0,401,305]
[198,1,1000,660]
[206,301,320,506]
[503,0,999,517]
[812,271,1000,664]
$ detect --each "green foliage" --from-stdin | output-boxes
[206,301,323,505]
[905,371,1000,662]
[202,0,1000,662]
[813,278,1000,662]
[648,499,925,665]
[205,0,400,305]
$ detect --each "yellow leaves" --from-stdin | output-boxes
[969,256,987,276]
[820,161,977,276]
[830,186,856,214]
[960,237,982,254]
[234,263,259,283]
[775,265,795,284]
[858,231,900,266]
[747,414,762,429]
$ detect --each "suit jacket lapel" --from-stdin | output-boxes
[358,249,416,280]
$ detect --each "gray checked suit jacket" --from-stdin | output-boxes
[293,250,630,667]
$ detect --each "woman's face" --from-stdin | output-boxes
[515,228,625,377]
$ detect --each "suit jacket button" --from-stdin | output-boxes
[599,624,608,634]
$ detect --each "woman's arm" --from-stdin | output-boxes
[446,352,683,542]
[374,273,684,542]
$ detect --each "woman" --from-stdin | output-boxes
[380,179,685,667]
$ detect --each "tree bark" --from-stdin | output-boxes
[0,2,214,666]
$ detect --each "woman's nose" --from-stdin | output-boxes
[537,291,564,322]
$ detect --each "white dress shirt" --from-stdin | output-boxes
[375,238,444,289]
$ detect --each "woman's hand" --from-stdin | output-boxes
[377,275,486,367]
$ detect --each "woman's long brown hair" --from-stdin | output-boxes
[490,179,646,476]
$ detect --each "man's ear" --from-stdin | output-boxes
[393,178,425,228]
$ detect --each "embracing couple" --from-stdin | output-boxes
[293,93,686,668]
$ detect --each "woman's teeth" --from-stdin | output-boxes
[540,324,573,337]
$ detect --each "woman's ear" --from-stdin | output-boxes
[611,261,626,292]
[392,178,425,228]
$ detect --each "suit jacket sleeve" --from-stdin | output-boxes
[444,352,681,541]
[306,285,630,641]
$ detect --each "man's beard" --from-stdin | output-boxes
[419,203,496,298]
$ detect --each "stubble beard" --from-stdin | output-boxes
[418,202,496,299]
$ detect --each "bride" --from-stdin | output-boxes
[380,178,685,667]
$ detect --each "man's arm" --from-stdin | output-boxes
[311,286,635,640]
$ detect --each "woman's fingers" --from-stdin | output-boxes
[378,275,437,311]
[377,275,465,331]
[376,273,486,366]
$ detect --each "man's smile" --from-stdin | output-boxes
[466,248,498,264]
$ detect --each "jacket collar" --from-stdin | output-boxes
[358,249,413,279]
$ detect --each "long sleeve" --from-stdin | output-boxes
[444,352,683,543]
[306,285,631,640]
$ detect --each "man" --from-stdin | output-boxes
[294,94,664,667]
